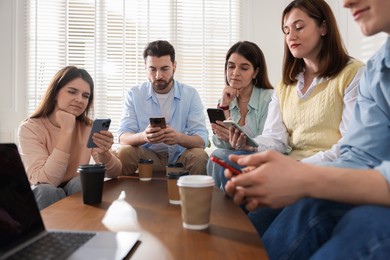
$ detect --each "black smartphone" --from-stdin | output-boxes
[149,117,167,129]
[210,155,242,175]
[207,108,226,124]
[87,118,111,148]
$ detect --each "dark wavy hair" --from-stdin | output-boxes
[281,0,350,85]
[225,41,273,90]
[30,66,94,125]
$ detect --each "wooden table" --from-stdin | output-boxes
[41,175,268,260]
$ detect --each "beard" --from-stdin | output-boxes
[151,75,174,92]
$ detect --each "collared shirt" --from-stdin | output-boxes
[212,86,273,149]
[329,37,390,184]
[255,60,364,163]
[118,80,209,163]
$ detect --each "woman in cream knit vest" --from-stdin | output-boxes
[230,0,365,241]
[233,0,364,165]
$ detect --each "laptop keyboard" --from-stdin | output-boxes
[7,231,96,260]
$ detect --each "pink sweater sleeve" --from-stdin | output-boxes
[18,121,70,186]
[91,149,122,178]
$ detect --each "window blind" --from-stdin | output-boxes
[25,0,241,143]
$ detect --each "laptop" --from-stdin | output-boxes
[0,143,140,260]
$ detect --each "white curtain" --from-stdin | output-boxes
[25,0,241,141]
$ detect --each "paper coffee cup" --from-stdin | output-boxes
[165,162,185,176]
[177,175,215,230]
[138,159,153,181]
[77,164,106,204]
[167,171,189,205]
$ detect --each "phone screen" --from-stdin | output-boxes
[207,108,226,124]
[149,117,166,128]
[210,156,242,175]
[87,119,111,148]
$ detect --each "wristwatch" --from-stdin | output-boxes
[217,103,229,111]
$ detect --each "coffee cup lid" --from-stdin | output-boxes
[78,163,105,170]
[167,171,189,179]
[167,162,184,168]
[177,175,215,188]
[139,159,153,164]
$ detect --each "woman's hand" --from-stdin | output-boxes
[220,85,237,106]
[93,130,115,163]
[212,121,229,142]
[229,127,252,151]
[56,109,76,133]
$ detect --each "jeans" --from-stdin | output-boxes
[261,198,390,260]
[311,205,390,260]
[262,198,354,260]
[32,176,81,210]
[206,148,252,191]
[248,207,283,236]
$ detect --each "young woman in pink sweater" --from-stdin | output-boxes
[18,66,122,210]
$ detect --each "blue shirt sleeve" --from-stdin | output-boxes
[335,38,390,170]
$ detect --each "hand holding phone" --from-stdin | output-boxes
[149,117,167,129]
[207,108,226,124]
[223,120,259,148]
[87,119,111,148]
[210,156,242,175]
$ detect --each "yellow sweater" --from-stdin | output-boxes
[276,59,364,160]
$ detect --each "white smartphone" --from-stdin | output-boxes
[87,119,111,148]
[223,120,259,148]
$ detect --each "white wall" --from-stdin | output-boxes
[0,0,386,144]
[0,0,25,143]
[241,0,386,86]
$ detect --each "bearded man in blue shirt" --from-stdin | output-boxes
[117,40,209,176]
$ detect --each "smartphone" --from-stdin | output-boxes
[210,156,242,175]
[207,108,226,124]
[87,118,111,148]
[149,117,167,129]
[223,120,259,148]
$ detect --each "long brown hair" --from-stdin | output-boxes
[281,0,350,85]
[225,41,273,90]
[30,66,94,125]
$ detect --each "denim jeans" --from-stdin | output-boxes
[311,205,390,260]
[248,207,283,236]
[262,198,354,260]
[32,176,81,210]
[206,148,252,191]
[261,198,390,260]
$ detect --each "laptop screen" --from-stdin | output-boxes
[0,143,46,254]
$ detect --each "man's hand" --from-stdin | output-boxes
[224,151,309,210]
[162,126,179,145]
[144,124,165,144]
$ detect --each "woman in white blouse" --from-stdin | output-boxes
[232,0,364,165]
[232,0,365,239]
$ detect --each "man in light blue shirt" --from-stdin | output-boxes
[117,40,209,175]
[223,0,390,258]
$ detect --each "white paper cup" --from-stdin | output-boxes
[177,175,215,230]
